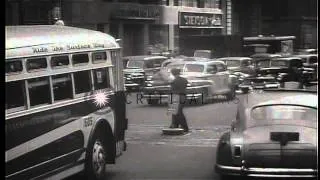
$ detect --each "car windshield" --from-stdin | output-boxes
[270,60,289,67]
[251,105,317,123]
[255,60,270,68]
[225,60,241,67]
[184,64,205,73]
[127,60,144,68]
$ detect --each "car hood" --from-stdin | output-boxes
[123,68,144,74]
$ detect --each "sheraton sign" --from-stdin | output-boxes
[179,12,222,28]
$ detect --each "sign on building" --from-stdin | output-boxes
[179,12,223,28]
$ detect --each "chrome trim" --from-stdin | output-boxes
[216,164,317,177]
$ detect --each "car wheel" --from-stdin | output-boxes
[147,99,159,105]
[85,130,107,180]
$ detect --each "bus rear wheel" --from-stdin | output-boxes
[85,130,107,180]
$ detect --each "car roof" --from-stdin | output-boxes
[216,57,252,61]
[186,60,225,65]
[250,53,282,58]
[242,90,317,110]
[271,57,302,61]
[123,55,167,61]
[6,25,120,59]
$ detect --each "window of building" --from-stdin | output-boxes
[149,25,169,54]
[174,0,197,7]
[74,71,91,94]
[6,60,23,74]
[6,81,25,111]
[72,53,89,65]
[203,0,220,8]
[28,77,51,106]
[92,51,107,64]
[26,57,47,71]
[93,68,110,90]
[51,55,69,68]
[52,74,73,101]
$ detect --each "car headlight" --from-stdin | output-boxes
[146,75,153,81]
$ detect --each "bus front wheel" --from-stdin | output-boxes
[85,130,107,180]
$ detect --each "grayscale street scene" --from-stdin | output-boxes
[5,0,317,180]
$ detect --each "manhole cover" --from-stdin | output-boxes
[162,128,185,135]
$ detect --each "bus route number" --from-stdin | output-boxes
[84,117,93,127]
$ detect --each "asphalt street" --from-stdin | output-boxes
[68,88,317,180]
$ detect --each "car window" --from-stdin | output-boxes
[270,60,288,67]
[251,105,317,122]
[291,59,303,68]
[216,63,226,72]
[127,60,144,68]
[185,64,205,73]
[256,60,270,68]
[225,60,240,67]
[242,60,250,67]
[206,64,217,74]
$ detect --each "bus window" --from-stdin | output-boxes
[52,74,73,101]
[51,55,70,68]
[92,51,107,64]
[26,57,47,71]
[93,68,110,90]
[28,77,51,106]
[6,60,23,74]
[72,53,89,65]
[74,71,91,94]
[6,81,25,111]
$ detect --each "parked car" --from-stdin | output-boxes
[215,88,317,179]
[123,55,168,91]
[293,54,318,81]
[142,59,237,105]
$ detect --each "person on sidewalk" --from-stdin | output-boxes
[169,68,189,133]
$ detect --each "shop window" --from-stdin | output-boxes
[52,74,73,101]
[93,68,110,90]
[92,52,107,64]
[72,53,89,65]
[74,71,91,94]
[28,77,51,106]
[6,81,26,111]
[6,60,23,74]
[51,55,69,68]
[26,57,47,71]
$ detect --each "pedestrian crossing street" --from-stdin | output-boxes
[125,124,230,147]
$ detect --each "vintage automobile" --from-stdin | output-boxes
[215,57,255,75]
[293,54,317,81]
[250,53,282,74]
[142,59,237,105]
[123,55,168,91]
[239,57,314,91]
[215,88,317,179]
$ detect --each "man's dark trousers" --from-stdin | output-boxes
[171,99,189,132]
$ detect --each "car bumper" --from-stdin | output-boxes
[142,86,206,100]
[215,164,318,178]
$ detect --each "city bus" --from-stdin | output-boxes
[5,25,127,180]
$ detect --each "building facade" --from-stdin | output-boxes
[6,0,317,55]
[6,0,229,56]
[232,0,318,49]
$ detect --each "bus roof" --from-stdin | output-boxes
[6,25,120,59]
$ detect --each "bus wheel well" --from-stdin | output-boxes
[91,119,116,164]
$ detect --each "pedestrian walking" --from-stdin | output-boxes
[168,68,189,133]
